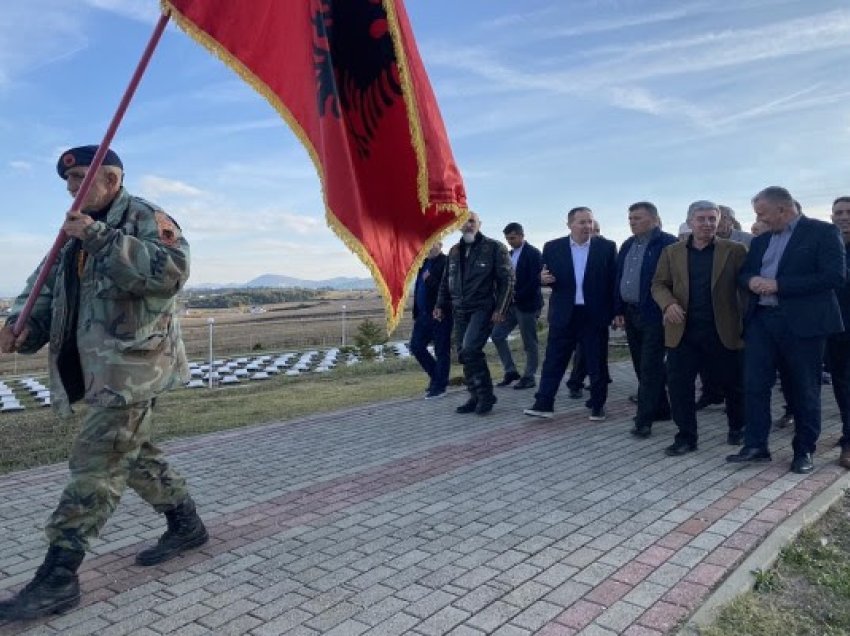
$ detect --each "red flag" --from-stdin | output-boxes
[162,0,468,331]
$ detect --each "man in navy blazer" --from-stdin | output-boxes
[491,223,543,390]
[613,202,677,438]
[409,242,452,399]
[524,207,617,420]
[728,186,846,474]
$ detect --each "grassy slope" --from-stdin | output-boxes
[701,492,850,636]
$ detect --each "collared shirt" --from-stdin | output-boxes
[619,233,650,304]
[758,215,801,306]
[510,242,523,270]
[570,237,591,305]
[686,237,715,327]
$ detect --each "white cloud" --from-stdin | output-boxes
[0,3,87,88]
[577,9,850,81]
[0,232,54,295]
[426,8,850,133]
[9,160,32,171]
[161,198,324,241]
[139,175,206,198]
[83,0,160,23]
[545,4,709,38]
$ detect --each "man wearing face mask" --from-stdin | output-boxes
[435,212,514,415]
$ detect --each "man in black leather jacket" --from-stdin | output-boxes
[435,213,514,414]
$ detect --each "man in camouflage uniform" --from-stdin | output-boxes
[0,146,207,621]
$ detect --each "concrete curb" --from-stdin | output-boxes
[679,469,850,635]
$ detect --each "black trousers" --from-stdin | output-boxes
[743,308,825,455]
[826,334,850,449]
[536,307,608,410]
[566,331,611,391]
[624,304,669,427]
[666,324,744,445]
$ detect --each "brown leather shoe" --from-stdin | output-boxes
[839,448,850,470]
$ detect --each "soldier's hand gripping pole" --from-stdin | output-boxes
[12,11,172,336]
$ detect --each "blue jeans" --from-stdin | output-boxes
[744,308,825,454]
[491,305,539,379]
[409,312,453,391]
[453,309,495,399]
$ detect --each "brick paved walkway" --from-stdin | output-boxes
[1,362,848,635]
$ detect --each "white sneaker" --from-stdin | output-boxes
[524,408,554,419]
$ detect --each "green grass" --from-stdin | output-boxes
[700,492,850,636]
[0,358,429,474]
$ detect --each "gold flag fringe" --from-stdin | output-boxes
[161,1,468,334]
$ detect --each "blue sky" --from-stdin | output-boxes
[1,0,848,296]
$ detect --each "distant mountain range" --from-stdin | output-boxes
[188,274,375,291]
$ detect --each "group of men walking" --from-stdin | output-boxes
[410,188,850,479]
[1,146,848,625]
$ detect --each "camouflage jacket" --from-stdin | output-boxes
[7,188,190,415]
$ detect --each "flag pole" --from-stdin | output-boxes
[12,11,172,336]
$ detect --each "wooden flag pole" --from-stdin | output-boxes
[12,11,172,335]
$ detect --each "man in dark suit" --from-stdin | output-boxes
[524,207,617,420]
[651,201,747,456]
[827,196,850,469]
[614,202,678,438]
[728,186,846,474]
[409,241,452,399]
[492,223,543,390]
[566,219,612,396]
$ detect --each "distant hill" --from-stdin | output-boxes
[188,274,375,291]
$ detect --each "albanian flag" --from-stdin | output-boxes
[162,0,468,331]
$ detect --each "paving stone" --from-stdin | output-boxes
[0,364,843,636]
[510,600,563,631]
[465,600,523,633]
[414,605,471,635]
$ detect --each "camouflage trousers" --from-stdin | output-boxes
[46,401,188,552]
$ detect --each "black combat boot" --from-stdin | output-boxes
[135,497,208,566]
[0,545,84,621]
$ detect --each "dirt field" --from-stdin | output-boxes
[0,290,413,379]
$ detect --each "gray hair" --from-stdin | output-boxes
[718,205,735,219]
[686,200,719,222]
[752,186,795,208]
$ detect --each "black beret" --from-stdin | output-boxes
[57,145,123,179]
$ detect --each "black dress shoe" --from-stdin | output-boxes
[726,446,772,463]
[513,377,536,390]
[695,394,724,411]
[665,441,697,456]
[456,397,478,414]
[790,453,814,474]
[631,425,652,439]
[496,371,520,387]
[568,389,583,399]
[475,395,497,415]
